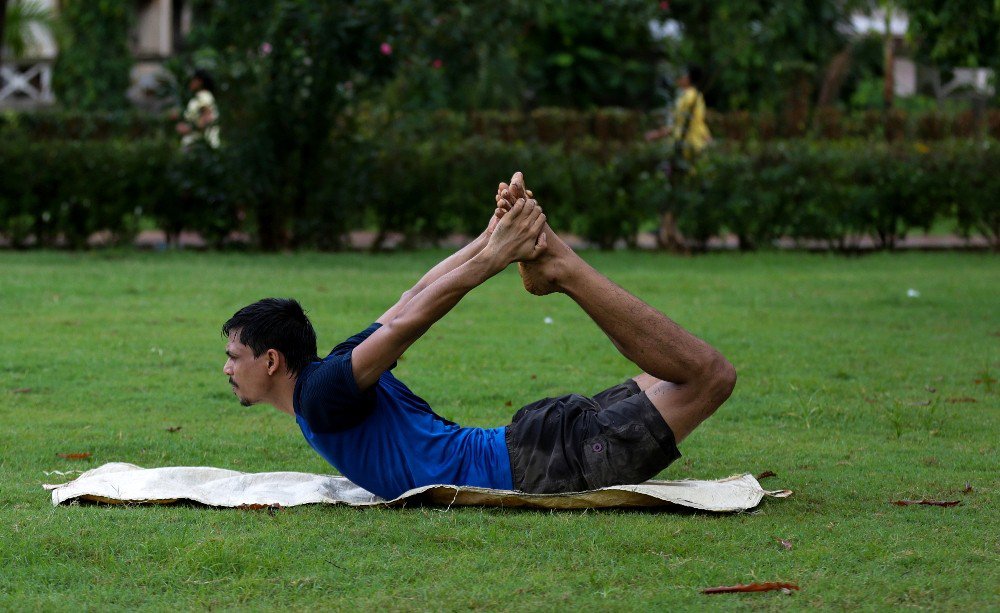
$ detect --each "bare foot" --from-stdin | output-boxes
[496,172,570,296]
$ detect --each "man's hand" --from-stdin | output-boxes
[484,198,547,266]
[485,206,505,236]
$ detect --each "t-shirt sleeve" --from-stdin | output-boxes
[329,323,382,357]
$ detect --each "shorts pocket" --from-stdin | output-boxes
[581,423,668,490]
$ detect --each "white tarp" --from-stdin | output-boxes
[45,462,791,512]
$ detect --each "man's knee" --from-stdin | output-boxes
[707,354,737,410]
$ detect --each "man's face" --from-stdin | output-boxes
[223,331,271,407]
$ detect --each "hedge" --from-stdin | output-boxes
[5,106,999,144]
[1,134,997,251]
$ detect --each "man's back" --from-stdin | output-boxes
[293,324,512,499]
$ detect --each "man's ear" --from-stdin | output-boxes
[265,349,282,375]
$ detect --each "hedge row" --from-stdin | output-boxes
[0,110,171,141]
[1,135,997,250]
[675,140,999,251]
[5,105,1000,144]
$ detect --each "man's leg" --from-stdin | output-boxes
[522,221,735,444]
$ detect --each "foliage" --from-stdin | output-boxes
[172,0,664,249]
[518,0,661,109]
[674,139,999,250]
[0,136,172,248]
[179,0,402,250]
[657,0,858,112]
[1,0,54,62]
[0,108,169,140]
[3,124,998,251]
[52,0,133,111]
[901,0,1000,70]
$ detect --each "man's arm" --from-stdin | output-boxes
[354,200,546,391]
[375,209,504,326]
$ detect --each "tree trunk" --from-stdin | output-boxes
[817,46,853,108]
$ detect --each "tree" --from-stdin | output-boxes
[181,0,400,250]
[657,0,857,114]
[901,0,1000,69]
[1,0,55,66]
[52,0,133,110]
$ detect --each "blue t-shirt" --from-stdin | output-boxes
[293,324,513,500]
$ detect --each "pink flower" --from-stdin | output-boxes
[260,42,272,56]
[432,58,443,69]
[380,42,393,56]
[659,1,669,10]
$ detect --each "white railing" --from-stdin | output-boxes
[0,61,55,106]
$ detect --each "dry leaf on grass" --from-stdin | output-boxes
[891,499,960,507]
[57,452,92,460]
[962,483,974,494]
[945,397,976,404]
[166,426,182,433]
[702,582,799,595]
[756,470,777,480]
[237,503,282,515]
[776,538,793,550]
[13,388,33,394]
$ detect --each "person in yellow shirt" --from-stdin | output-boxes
[671,66,710,158]
[645,65,711,251]
[646,65,711,159]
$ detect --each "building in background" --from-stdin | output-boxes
[0,0,192,109]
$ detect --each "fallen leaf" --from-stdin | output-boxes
[962,483,973,494]
[756,470,777,480]
[57,452,92,460]
[891,499,960,507]
[776,537,793,551]
[907,400,931,406]
[946,397,976,403]
[702,582,799,595]
[925,386,937,393]
[530,374,537,380]
[504,400,512,407]
[13,388,32,394]
[237,503,282,515]
[166,426,182,433]
[973,376,996,385]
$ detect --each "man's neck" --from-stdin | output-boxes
[267,374,298,416]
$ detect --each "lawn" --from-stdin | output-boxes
[1,250,997,610]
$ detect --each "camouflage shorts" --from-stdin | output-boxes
[505,380,681,494]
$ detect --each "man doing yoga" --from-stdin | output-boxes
[222,173,736,499]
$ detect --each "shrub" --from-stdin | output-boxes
[2,124,997,251]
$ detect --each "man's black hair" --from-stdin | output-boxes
[222,298,318,376]
[686,64,704,89]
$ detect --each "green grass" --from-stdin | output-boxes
[1,250,997,610]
